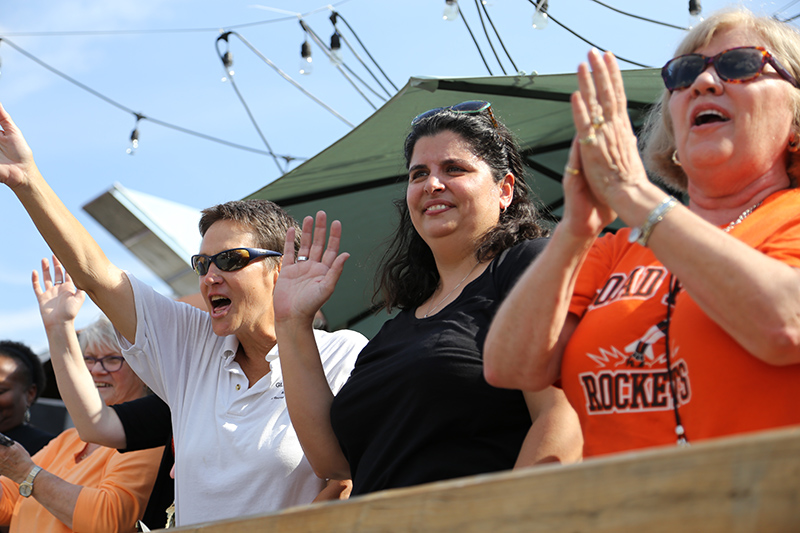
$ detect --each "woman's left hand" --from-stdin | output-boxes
[32,255,86,330]
[571,49,650,206]
[273,211,350,324]
[0,441,36,484]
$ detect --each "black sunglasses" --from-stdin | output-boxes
[191,247,283,276]
[411,100,498,128]
[84,355,125,373]
[661,46,799,92]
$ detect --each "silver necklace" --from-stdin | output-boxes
[423,261,480,318]
[723,201,762,233]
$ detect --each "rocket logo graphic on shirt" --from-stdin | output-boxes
[578,265,691,415]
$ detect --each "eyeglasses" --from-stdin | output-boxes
[661,46,798,92]
[84,355,125,373]
[411,100,498,128]
[191,247,283,276]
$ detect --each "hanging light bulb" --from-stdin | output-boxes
[221,50,234,82]
[329,32,343,67]
[532,0,549,30]
[300,40,313,75]
[689,0,702,16]
[443,0,459,21]
[126,115,142,155]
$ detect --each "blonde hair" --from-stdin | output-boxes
[640,7,800,190]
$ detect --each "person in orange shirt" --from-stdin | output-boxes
[0,263,161,533]
[485,8,800,457]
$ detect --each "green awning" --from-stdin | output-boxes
[248,70,665,336]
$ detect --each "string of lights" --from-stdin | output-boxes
[216,31,354,127]
[0,36,300,159]
[587,0,689,31]
[300,19,383,109]
[330,11,398,93]
[216,33,286,173]
[523,1,653,69]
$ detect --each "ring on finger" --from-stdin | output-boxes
[297,256,309,262]
[579,133,597,146]
[564,166,580,176]
[591,115,605,129]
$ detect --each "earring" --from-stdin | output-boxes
[671,150,682,167]
[24,408,31,424]
[789,133,800,153]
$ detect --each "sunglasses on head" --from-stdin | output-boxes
[661,46,799,92]
[191,247,283,276]
[411,100,498,128]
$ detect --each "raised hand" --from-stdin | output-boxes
[0,102,37,190]
[273,211,349,324]
[32,255,86,330]
[570,49,649,205]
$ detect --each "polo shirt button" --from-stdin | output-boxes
[235,384,241,391]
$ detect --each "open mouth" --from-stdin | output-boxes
[693,109,729,126]
[209,295,232,316]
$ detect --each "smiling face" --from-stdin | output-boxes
[668,27,796,196]
[406,130,514,254]
[84,345,146,406]
[0,356,36,433]
[198,219,280,345]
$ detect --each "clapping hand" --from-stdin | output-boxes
[32,255,86,330]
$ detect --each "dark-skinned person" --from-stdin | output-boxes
[485,7,800,457]
[0,104,367,526]
[0,313,161,532]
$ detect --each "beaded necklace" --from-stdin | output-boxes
[663,201,762,446]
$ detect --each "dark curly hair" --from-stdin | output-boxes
[0,340,46,402]
[374,105,548,312]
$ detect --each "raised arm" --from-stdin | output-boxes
[572,50,800,365]
[484,139,615,391]
[32,256,127,449]
[273,212,352,480]
[0,103,136,342]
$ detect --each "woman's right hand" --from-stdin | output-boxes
[32,256,86,330]
[0,102,36,190]
[561,137,617,240]
[273,211,349,325]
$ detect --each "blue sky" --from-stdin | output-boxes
[0,0,778,352]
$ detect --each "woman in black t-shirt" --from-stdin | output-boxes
[275,102,582,495]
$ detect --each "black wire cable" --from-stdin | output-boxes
[216,35,285,173]
[524,1,652,69]
[458,5,494,75]
[222,31,354,127]
[0,37,300,159]
[332,12,398,92]
[335,32,393,98]
[479,1,519,73]
[300,20,382,108]
[588,0,688,31]
[473,0,507,75]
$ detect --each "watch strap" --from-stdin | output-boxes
[628,196,679,247]
[19,465,42,498]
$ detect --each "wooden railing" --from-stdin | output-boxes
[168,426,800,532]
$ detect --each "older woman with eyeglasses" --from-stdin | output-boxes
[273,101,582,496]
[485,7,800,457]
[0,107,367,526]
[0,290,161,533]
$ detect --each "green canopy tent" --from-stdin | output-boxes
[247,69,666,337]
